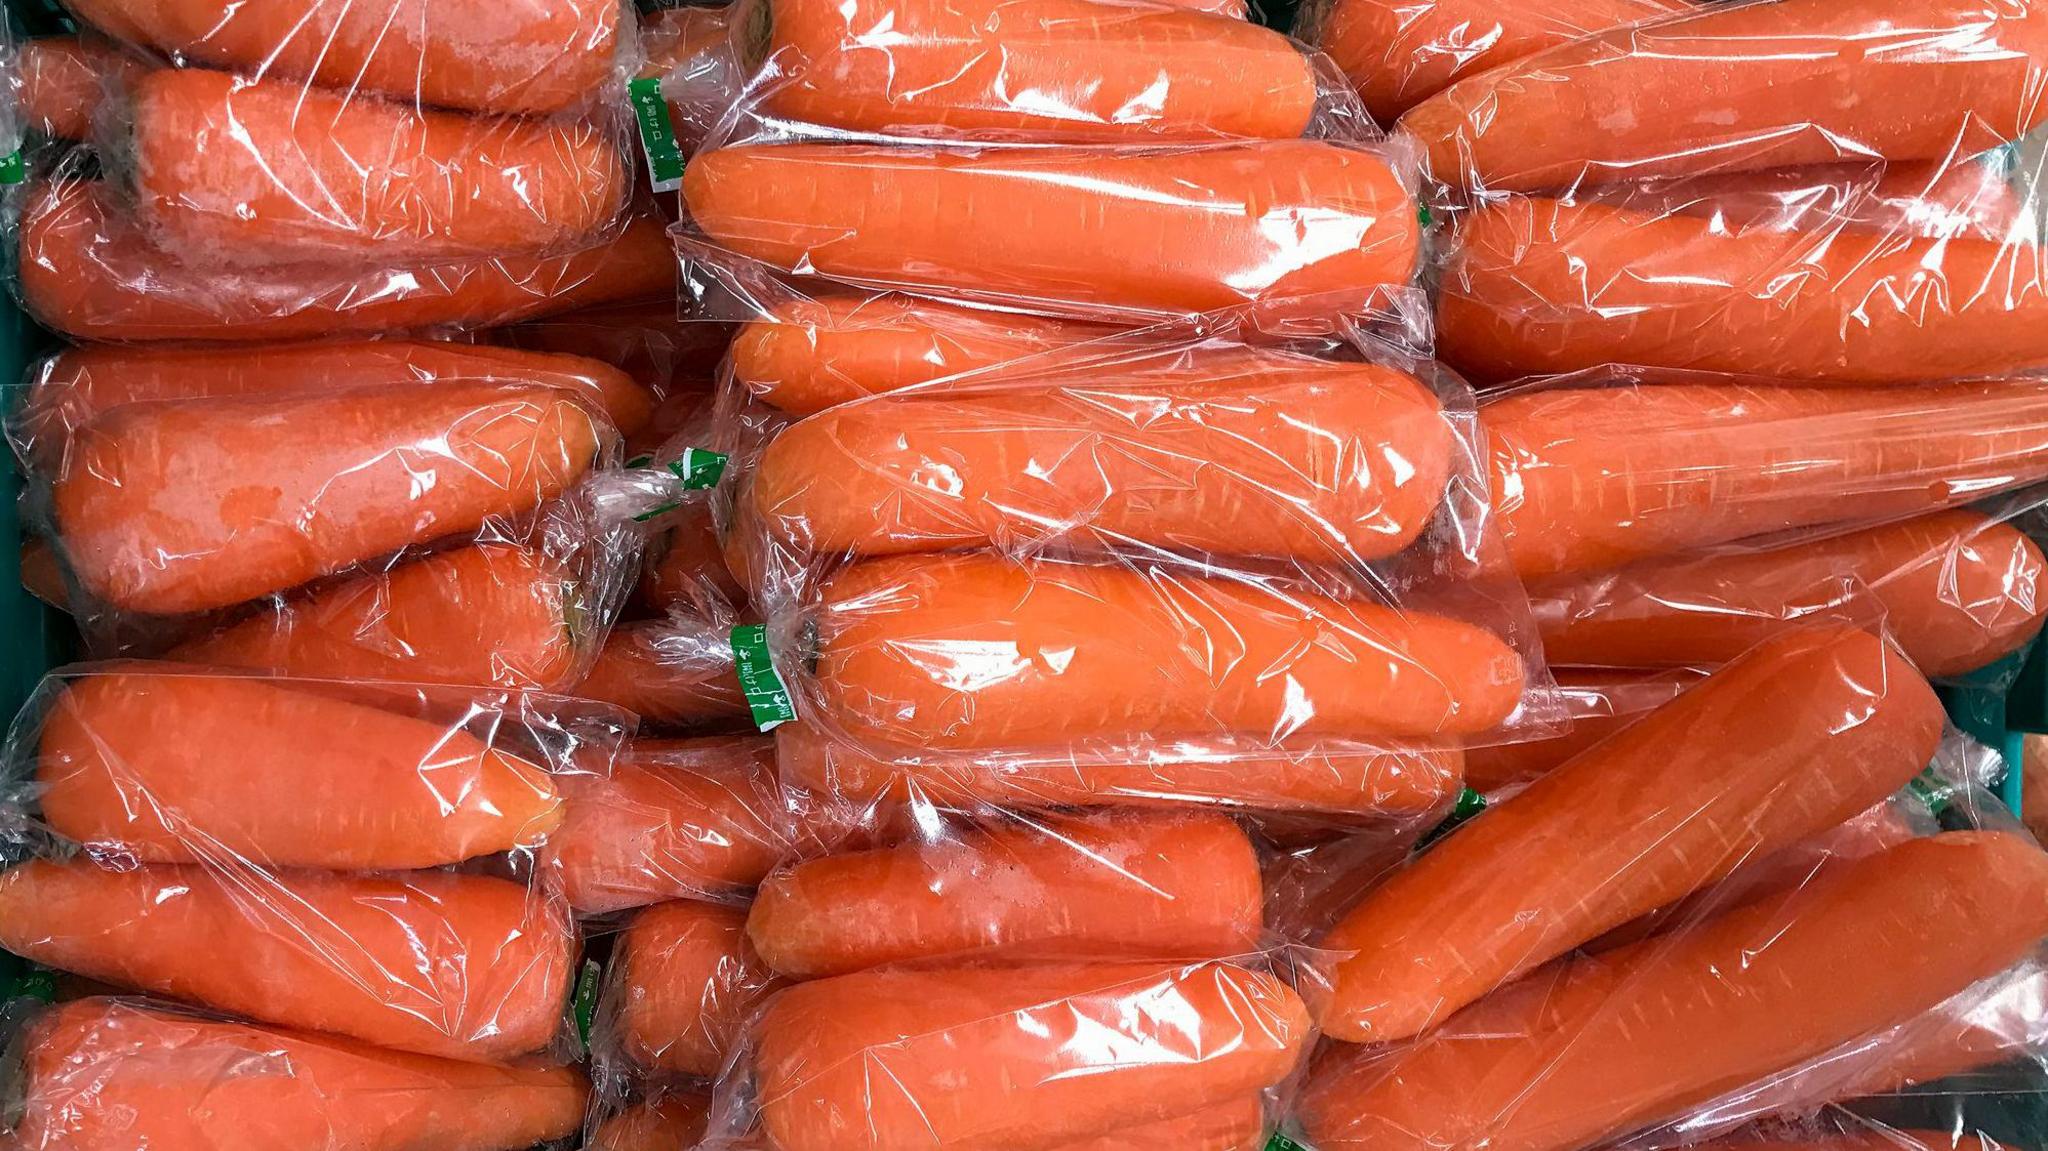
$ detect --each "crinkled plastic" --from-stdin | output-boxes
[638,501,749,620]
[639,4,744,156]
[587,1088,714,1151]
[572,614,751,731]
[14,33,151,140]
[593,898,785,1079]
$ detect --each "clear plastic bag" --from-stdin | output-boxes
[587,1086,714,1151]
[591,898,785,1080]
[13,33,151,141]
[1462,667,1703,793]
[638,3,744,156]
[571,614,752,732]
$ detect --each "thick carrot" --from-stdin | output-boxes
[37,668,562,869]
[731,294,1116,415]
[1314,0,1686,122]
[611,899,784,1077]
[747,810,1263,977]
[1399,0,2048,192]
[761,0,1316,140]
[1530,511,2048,677]
[640,503,747,616]
[1298,832,2048,1151]
[755,959,1311,1151]
[590,1091,713,1151]
[18,181,674,342]
[683,141,1419,318]
[10,998,588,1151]
[18,35,150,139]
[133,71,627,265]
[64,0,618,115]
[776,723,1464,816]
[1439,196,2048,384]
[1484,378,2048,578]
[1319,626,1944,1043]
[1462,668,1700,792]
[752,352,1452,565]
[0,859,574,1061]
[816,554,1526,748]
[573,620,750,729]
[1059,1099,1266,1151]
[53,380,603,615]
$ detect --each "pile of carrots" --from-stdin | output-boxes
[2,0,2048,1150]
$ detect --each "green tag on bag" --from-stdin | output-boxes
[1266,1134,1311,1151]
[624,452,655,470]
[573,957,602,1050]
[1907,768,1957,817]
[731,624,797,731]
[0,150,25,186]
[1419,786,1487,850]
[669,447,729,489]
[628,76,686,193]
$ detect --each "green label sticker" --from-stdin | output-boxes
[628,76,685,193]
[573,957,602,1050]
[624,452,655,470]
[1417,202,1433,228]
[731,624,797,731]
[669,447,729,489]
[0,151,25,186]
[632,500,684,524]
[1907,768,1957,818]
[1419,786,1487,850]
[1266,1134,1311,1151]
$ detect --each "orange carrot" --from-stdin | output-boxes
[17,35,151,139]
[590,1091,713,1151]
[10,998,588,1151]
[52,380,604,615]
[640,502,747,615]
[1530,511,2048,677]
[1399,0,2048,192]
[1058,1099,1267,1151]
[683,141,1419,318]
[1439,196,2048,383]
[776,723,1464,817]
[573,620,750,729]
[755,959,1311,1151]
[751,351,1452,565]
[1641,158,2025,242]
[816,554,1526,748]
[1829,968,2048,1099]
[747,809,1263,977]
[0,859,574,1061]
[730,294,1116,415]
[1319,626,1944,1043]
[133,71,626,264]
[18,181,675,342]
[497,298,733,393]
[65,0,619,115]
[761,0,1316,140]
[37,668,561,869]
[611,900,784,1077]
[1462,669,1700,792]
[1299,832,2048,1151]
[1484,378,2048,578]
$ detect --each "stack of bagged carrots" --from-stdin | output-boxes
[4,0,2048,1149]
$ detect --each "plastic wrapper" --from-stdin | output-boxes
[588,1088,714,1151]
[1463,668,1703,792]
[573,614,752,731]
[3,996,591,1151]
[1394,0,2048,194]
[593,898,785,1079]
[638,499,749,620]
[0,662,629,1064]
[2027,735,2048,844]
[639,4,745,156]
[14,33,150,140]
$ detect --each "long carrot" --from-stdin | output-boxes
[133,71,626,265]
[755,959,1311,1151]
[10,998,588,1151]
[731,294,1117,415]
[752,351,1452,565]
[1298,832,2048,1151]
[590,1091,714,1151]
[18,35,150,139]
[1058,1099,1267,1151]
[1641,158,2025,242]
[0,859,574,1061]
[816,554,1526,748]
[610,899,784,1077]
[1828,967,2048,1099]
[1462,669,1700,792]
[747,809,1263,977]
[1484,378,2048,578]
[683,141,1419,318]
[1530,511,2048,677]
[1439,196,2048,383]
[36,668,562,869]
[1319,626,1944,1043]
[1399,0,2048,192]
[65,0,619,116]
[18,181,675,342]
[640,503,747,616]
[761,0,1316,140]
[53,380,604,615]
[776,723,1464,817]
[572,620,751,729]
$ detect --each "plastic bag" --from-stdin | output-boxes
[587,1087,714,1151]
[13,33,150,141]
[638,4,745,156]
[592,898,785,1080]
[571,614,752,732]
[1463,668,1702,792]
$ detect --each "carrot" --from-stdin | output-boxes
[18,180,675,342]
[573,620,751,729]
[20,536,66,608]
[133,71,627,265]
[0,859,574,1061]
[751,352,1452,565]
[17,35,151,139]
[816,554,1526,748]
[64,0,619,116]
[36,668,562,869]
[1530,511,2048,677]
[1829,968,2048,1098]
[590,1091,713,1151]
[776,723,1464,817]
[1313,0,1687,122]
[10,998,588,1151]
[611,899,784,1077]
[1398,0,2048,192]
[1319,626,1944,1043]
[760,0,1316,140]
[1439,196,2048,384]
[640,502,747,616]
[1639,158,2025,242]
[497,299,733,393]
[1484,378,2048,578]
[1298,832,2048,1151]
[1058,1099,1266,1151]
[755,959,1311,1151]
[747,809,1262,978]
[683,141,1419,318]
[1462,669,1700,792]
[52,380,604,616]
[731,294,1117,415]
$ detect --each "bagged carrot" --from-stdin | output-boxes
[588,1090,714,1151]
[1462,668,1701,792]
[494,300,733,397]
[598,899,785,1078]
[15,34,151,140]
[572,616,752,731]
